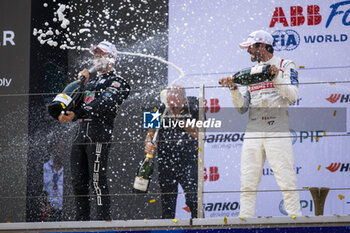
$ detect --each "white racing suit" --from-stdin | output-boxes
[230,56,302,217]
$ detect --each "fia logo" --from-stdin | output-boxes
[272,30,300,51]
[143,110,161,129]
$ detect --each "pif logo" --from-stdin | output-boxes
[289,129,324,143]
[299,130,324,143]
[272,30,300,51]
[279,200,313,215]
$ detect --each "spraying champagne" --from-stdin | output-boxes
[219,64,273,86]
[47,67,96,120]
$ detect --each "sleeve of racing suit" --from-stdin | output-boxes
[74,77,130,119]
[272,61,299,104]
[229,86,250,114]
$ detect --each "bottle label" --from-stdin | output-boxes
[133,177,149,192]
[53,94,72,106]
[250,65,263,75]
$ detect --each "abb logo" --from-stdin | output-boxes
[204,166,220,182]
[270,5,322,27]
[326,94,350,103]
[326,162,350,172]
[204,98,220,113]
[270,2,350,28]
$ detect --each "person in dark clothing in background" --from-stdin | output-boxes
[145,86,199,219]
[59,41,130,220]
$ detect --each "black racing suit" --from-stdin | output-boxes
[71,70,130,220]
[157,96,198,219]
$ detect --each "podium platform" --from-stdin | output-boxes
[1,215,350,233]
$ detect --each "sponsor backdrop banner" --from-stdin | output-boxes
[168,0,350,218]
[0,0,31,222]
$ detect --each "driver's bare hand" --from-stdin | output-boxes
[145,142,157,154]
[58,111,75,123]
[268,65,279,77]
[220,76,237,89]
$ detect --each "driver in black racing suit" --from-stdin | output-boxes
[59,41,130,220]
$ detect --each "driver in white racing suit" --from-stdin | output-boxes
[220,30,302,217]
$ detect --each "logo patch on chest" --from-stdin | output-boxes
[84,91,95,104]
[250,81,275,92]
[290,68,299,86]
[112,81,121,87]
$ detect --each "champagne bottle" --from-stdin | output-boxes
[133,153,154,192]
[48,67,95,120]
[132,108,168,193]
[219,64,273,86]
[232,64,273,85]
